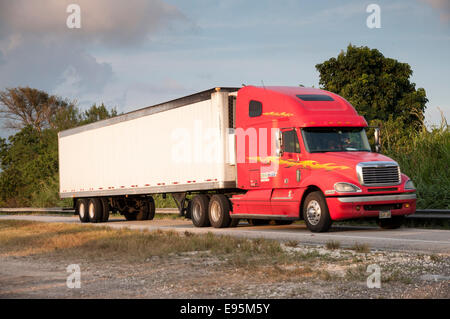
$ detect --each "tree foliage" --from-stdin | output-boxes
[316,44,428,128]
[0,88,118,207]
[0,87,76,133]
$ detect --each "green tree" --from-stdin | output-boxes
[0,87,76,133]
[316,44,428,128]
[0,88,119,207]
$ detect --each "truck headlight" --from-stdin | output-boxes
[404,180,416,190]
[334,182,361,193]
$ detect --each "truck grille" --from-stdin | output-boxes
[357,162,401,186]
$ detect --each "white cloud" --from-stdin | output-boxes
[0,0,187,46]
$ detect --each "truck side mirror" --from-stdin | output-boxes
[374,127,381,153]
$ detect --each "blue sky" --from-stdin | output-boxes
[0,0,448,137]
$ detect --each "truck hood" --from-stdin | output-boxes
[307,152,396,168]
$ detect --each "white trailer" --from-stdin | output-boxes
[58,87,239,224]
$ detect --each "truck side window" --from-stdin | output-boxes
[249,100,262,117]
[282,130,300,153]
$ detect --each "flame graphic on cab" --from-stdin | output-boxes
[248,156,350,171]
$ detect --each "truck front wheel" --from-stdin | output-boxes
[191,195,210,227]
[208,195,232,228]
[303,191,332,232]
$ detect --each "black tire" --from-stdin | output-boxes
[123,211,137,221]
[88,198,103,223]
[377,216,404,229]
[76,198,90,223]
[191,194,210,227]
[248,219,270,226]
[275,220,294,225]
[146,197,155,220]
[185,200,193,219]
[303,191,332,232]
[208,194,232,228]
[135,201,149,220]
[100,197,110,222]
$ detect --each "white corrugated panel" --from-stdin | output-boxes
[59,91,236,197]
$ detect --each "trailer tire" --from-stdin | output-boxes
[303,191,332,232]
[88,198,103,223]
[100,197,110,222]
[377,216,404,229]
[124,212,137,221]
[208,195,232,228]
[135,202,149,220]
[147,197,155,220]
[191,195,210,227]
[76,198,90,223]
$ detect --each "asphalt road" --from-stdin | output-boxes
[1,214,449,254]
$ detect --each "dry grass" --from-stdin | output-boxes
[350,242,370,253]
[325,240,341,250]
[0,220,282,263]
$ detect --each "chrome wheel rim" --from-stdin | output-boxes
[192,202,201,221]
[79,203,86,219]
[88,202,95,219]
[210,201,221,223]
[306,200,321,226]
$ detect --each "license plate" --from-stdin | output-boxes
[379,210,391,219]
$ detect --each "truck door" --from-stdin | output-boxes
[279,128,301,188]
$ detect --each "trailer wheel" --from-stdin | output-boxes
[123,212,137,221]
[146,197,155,220]
[191,195,210,227]
[377,216,404,229]
[303,191,332,232]
[76,198,90,223]
[88,198,103,223]
[100,197,110,222]
[208,195,232,228]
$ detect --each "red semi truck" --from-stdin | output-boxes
[59,86,416,232]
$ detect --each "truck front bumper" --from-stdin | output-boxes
[326,193,417,220]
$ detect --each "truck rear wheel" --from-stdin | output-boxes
[76,198,90,223]
[100,198,110,222]
[377,216,404,229]
[88,198,103,223]
[303,191,332,232]
[208,195,232,228]
[147,197,156,220]
[191,195,210,227]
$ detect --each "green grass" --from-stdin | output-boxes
[371,115,450,209]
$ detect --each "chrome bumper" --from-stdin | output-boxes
[336,193,416,203]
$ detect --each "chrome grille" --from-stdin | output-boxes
[357,162,401,186]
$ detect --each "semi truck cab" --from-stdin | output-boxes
[230,86,416,232]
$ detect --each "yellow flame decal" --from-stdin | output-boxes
[262,112,294,117]
[247,156,350,170]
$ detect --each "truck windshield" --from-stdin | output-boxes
[302,127,371,153]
